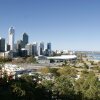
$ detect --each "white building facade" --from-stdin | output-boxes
[8,27,15,51]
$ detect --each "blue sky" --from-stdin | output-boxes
[0,0,100,51]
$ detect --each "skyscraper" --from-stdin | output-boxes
[0,37,5,52]
[46,42,51,56]
[25,42,38,56]
[40,42,44,55]
[25,44,32,56]
[47,42,51,51]
[23,33,28,48]
[17,40,23,50]
[16,40,23,56]
[32,42,38,56]
[8,27,15,51]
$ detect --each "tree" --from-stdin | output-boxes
[42,80,53,90]
[84,63,89,69]
[11,83,26,97]
[57,66,77,78]
[80,69,89,78]
[52,76,75,100]
[49,68,59,76]
[74,71,100,100]
[39,67,50,75]
[26,56,36,63]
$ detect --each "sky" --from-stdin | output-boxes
[0,0,100,51]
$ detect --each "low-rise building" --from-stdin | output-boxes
[36,55,77,64]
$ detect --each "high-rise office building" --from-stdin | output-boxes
[7,44,10,51]
[0,37,5,52]
[40,42,44,55]
[17,40,23,50]
[25,42,38,56]
[32,42,38,56]
[25,44,34,56]
[20,48,27,57]
[46,42,51,56]
[47,42,51,51]
[23,33,28,48]
[8,27,15,51]
[16,40,23,56]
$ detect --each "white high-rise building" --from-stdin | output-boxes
[8,27,15,51]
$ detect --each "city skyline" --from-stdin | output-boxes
[0,0,100,51]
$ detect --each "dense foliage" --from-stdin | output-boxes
[0,66,100,100]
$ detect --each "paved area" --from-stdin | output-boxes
[17,63,61,70]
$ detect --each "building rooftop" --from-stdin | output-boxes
[47,55,77,60]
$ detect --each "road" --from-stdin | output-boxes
[17,63,61,70]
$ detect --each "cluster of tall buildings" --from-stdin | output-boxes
[0,27,52,58]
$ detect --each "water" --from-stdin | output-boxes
[87,53,100,60]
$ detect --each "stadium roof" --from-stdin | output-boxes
[47,55,77,60]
